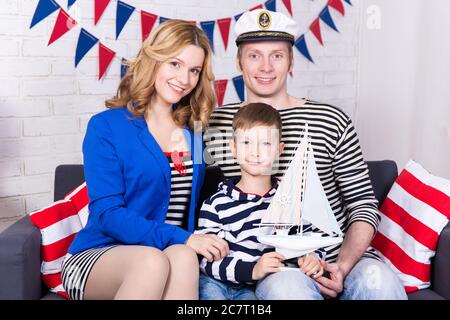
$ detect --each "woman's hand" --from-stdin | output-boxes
[185,234,229,262]
[298,254,324,279]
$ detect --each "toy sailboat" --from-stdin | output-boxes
[256,124,344,260]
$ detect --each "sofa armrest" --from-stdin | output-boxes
[0,216,43,299]
[432,221,450,299]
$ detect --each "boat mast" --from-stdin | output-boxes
[298,128,309,236]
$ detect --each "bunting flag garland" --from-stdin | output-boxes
[234,12,244,23]
[217,18,231,50]
[295,35,314,63]
[265,0,276,13]
[95,0,111,25]
[48,9,77,45]
[200,21,216,53]
[232,75,245,102]
[68,0,76,10]
[320,6,339,32]
[309,18,323,46]
[31,0,353,99]
[141,10,157,43]
[99,43,116,80]
[75,28,99,67]
[328,0,345,16]
[250,4,264,11]
[214,80,228,107]
[121,58,128,79]
[116,0,135,39]
[159,16,169,24]
[282,0,293,16]
[30,0,60,28]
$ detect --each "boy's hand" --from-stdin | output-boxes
[252,252,285,281]
[298,254,324,279]
[186,234,229,262]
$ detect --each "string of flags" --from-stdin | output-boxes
[30,0,352,106]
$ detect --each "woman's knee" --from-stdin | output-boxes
[164,244,199,269]
[129,247,170,276]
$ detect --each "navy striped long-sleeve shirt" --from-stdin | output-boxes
[195,178,277,284]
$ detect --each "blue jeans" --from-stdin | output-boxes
[199,274,257,300]
[255,258,408,300]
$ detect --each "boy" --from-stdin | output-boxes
[196,103,324,300]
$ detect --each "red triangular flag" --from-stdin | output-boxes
[48,9,77,45]
[309,18,323,46]
[282,0,293,16]
[99,43,115,80]
[250,4,264,11]
[328,0,345,16]
[94,0,111,25]
[141,10,157,42]
[217,18,231,51]
[214,80,228,107]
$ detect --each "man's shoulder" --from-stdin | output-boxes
[303,100,350,123]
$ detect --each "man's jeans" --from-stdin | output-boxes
[199,274,257,300]
[255,258,408,300]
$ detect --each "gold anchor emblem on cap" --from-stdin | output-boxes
[257,10,272,30]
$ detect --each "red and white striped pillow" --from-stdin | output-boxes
[29,183,89,299]
[371,160,450,293]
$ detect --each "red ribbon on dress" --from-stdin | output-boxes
[164,151,190,176]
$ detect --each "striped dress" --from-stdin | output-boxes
[204,101,381,262]
[164,152,193,228]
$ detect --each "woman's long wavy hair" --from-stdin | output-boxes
[105,19,216,131]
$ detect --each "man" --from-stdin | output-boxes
[204,9,406,300]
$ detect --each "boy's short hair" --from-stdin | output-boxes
[232,103,282,140]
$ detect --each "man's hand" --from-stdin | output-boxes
[314,260,345,298]
[252,252,285,281]
[185,234,229,262]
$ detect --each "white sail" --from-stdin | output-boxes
[302,147,343,236]
[260,135,307,225]
[257,124,343,261]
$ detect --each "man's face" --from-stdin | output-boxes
[231,124,284,176]
[238,41,292,100]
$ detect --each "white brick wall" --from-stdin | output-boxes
[0,0,361,230]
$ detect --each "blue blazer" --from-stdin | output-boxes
[68,107,205,255]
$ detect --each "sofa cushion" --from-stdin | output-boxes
[371,160,450,294]
[28,183,89,299]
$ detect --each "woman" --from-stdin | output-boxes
[61,20,228,300]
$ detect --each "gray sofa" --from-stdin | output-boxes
[0,160,448,300]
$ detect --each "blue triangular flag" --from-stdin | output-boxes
[75,28,99,67]
[68,0,76,9]
[265,0,276,12]
[200,21,215,53]
[121,58,128,79]
[344,0,352,5]
[232,75,245,102]
[320,6,339,32]
[234,12,243,22]
[159,16,169,24]
[116,1,135,40]
[30,0,60,28]
[294,35,314,63]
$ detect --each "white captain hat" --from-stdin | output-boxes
[234,9,299,46]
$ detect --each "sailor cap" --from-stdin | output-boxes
[234,9,299,46]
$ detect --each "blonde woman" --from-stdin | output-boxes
[61,20,228,300]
